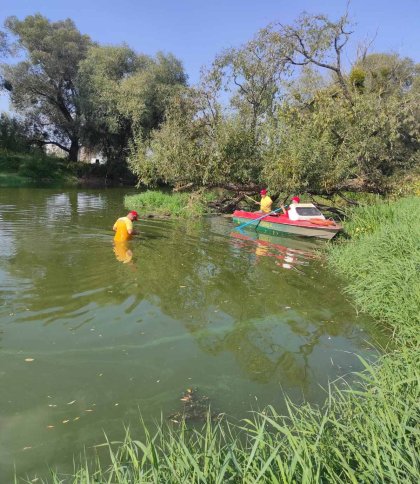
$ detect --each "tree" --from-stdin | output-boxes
[350,53,419,96]
[77,44,145,165]
[0,113,30,152]
[266,12,354,103]
[0,30,7,57]
[78,46,187,171]
[2,14,92,161]
[129,9,419,200]
[211,33,289,133]
[129,32,290,190]
[129,86,264,190]
[261,70,419,195]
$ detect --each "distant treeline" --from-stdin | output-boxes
[1,11,419,193]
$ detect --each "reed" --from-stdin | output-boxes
[328,197,420,340]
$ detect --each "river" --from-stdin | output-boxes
[0,187,383,480]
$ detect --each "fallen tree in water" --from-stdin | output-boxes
[125,188,358,219]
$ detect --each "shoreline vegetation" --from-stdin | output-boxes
[39,197,419,483]
[124,190,219,218]
[0,149,136,188]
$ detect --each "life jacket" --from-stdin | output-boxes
[309,218,336,226]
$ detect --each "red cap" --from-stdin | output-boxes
[128,210,138,220]
[260,189,267,195]
[291,196,300,203]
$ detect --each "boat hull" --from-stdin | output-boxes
[232,211,341,240]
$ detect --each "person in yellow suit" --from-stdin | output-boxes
[256,189,273,214]
[113,210,139,242]
[113,242,133,264]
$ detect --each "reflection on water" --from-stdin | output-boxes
[230,230,316,272]
[113,241,134,264]
[0,188,384,480]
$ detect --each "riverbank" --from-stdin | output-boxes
[0,150,77,187]
[0,150,135,187]
[40,197,419,483]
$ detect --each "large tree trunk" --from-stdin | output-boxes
[68,138,79,162]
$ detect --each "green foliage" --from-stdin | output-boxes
[0,113,30,152]
[78,45,187,166]
[3,14,93,161]
[262,82,419,195]
[18,155,63,180]
[124,190,213,218]
[212,32,287,126]
[128,11,419,196]
[328,197,420,338]
[3,15,186,168]
[129,91,263,189]
[349,67,366,90]
[0,149,77,185]
[0,30,8,58]
[353,53,419,96]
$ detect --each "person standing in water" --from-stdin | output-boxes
[113,210,139,242]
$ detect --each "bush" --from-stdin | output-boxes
[125,190,215,218]
[18,155,60,179]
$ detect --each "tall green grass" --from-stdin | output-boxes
[21,197,420,483]
[328,197,420,340]
[125,190,217,218]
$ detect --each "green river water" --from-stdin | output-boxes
[0,188,383,480]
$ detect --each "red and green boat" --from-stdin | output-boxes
[232,203,342,240]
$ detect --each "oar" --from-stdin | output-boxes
[235,207,282,231]
[244,194,259,204]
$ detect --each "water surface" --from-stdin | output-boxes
[0,188,381,480]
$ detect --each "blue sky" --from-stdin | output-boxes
[1,0,419,111]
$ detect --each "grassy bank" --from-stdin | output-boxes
[125,190,217,218]
[0,150,78,187]
[0,149,134,187]
[30,198,420,483]
[328,197,420,341]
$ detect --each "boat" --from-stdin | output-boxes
[232,203,342,239]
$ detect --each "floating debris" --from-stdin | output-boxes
[168,387,220,423]
[62,419,70,424]
[25,358,35,362]
[67,400,76,405]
